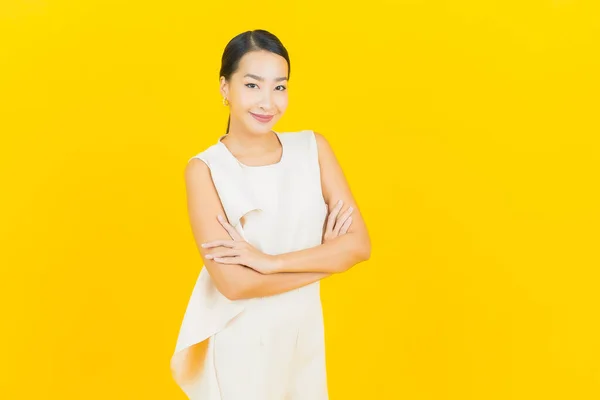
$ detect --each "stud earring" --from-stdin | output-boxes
[223,97,230,106]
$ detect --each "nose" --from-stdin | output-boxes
[258,90,275,111]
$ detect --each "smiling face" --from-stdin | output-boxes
[220,50,289,135]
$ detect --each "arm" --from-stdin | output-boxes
[273,233,367,274]
[185,158,331,300]
[273,131,371,273]
[219,267,330,300]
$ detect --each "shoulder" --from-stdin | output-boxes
[186,142,222,168]
[279,129,335,164]
[185,142,223,184]
[185,157,211,188]
[281,129,331,153]
[312,131,336,163]
[312,130,329,148]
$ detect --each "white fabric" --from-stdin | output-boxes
[171,130,329,399]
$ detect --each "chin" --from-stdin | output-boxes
[247,117,277,133]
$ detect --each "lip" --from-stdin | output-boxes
[249,112,274,123]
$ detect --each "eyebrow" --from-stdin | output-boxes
[244,73,288,82]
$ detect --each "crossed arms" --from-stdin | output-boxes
[184,132,371,300]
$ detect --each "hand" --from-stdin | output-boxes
[323,200,354,243]
[201,215,280,274]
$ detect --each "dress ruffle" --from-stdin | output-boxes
[173,146,261,398]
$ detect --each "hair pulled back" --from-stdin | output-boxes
[219,30,290,134]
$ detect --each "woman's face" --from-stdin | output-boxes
[221,50,289,135]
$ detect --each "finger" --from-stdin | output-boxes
[213,256,241,264]
[201,240,236,249]
[325,200,344,235]
[333,206,353,235]
[217,215,242,241]
[217,215,244,241]
[205,248,239,259]
[337,205,353,224]
[324,201,343,238]
[339,216,352,235]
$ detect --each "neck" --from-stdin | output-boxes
[224,119,277,155]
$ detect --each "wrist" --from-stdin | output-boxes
[271,254,284,274]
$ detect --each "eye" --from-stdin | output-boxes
[245,83,258,89]
[276,85,287,91]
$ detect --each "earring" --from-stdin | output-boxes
[223,97,230,106]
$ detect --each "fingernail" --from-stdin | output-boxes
[349,207,354,212]
[206,254,213,259]
[201,243,207,248]
[217,215,223,221]
[337,200,343,206]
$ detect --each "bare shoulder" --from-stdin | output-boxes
[313,129,341,171]
[312,131,339,172]
[185,157,210,181]
[313,131,332,156]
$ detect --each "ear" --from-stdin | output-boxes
[219,77,229,99]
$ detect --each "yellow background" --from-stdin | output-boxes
[1,0,599,398]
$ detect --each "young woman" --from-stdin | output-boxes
[171,29,371,400]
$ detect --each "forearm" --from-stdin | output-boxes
[218,263,329,300]
[203,247,330,300]
[238,269,330,299]
[204,226,369,299]
[274,232,370,274]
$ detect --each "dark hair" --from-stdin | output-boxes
[219,30,291,134]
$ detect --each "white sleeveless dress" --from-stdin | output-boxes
[171,130,329,399]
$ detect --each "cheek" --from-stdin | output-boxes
[276,96,289,111]
[231,92,254,111]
